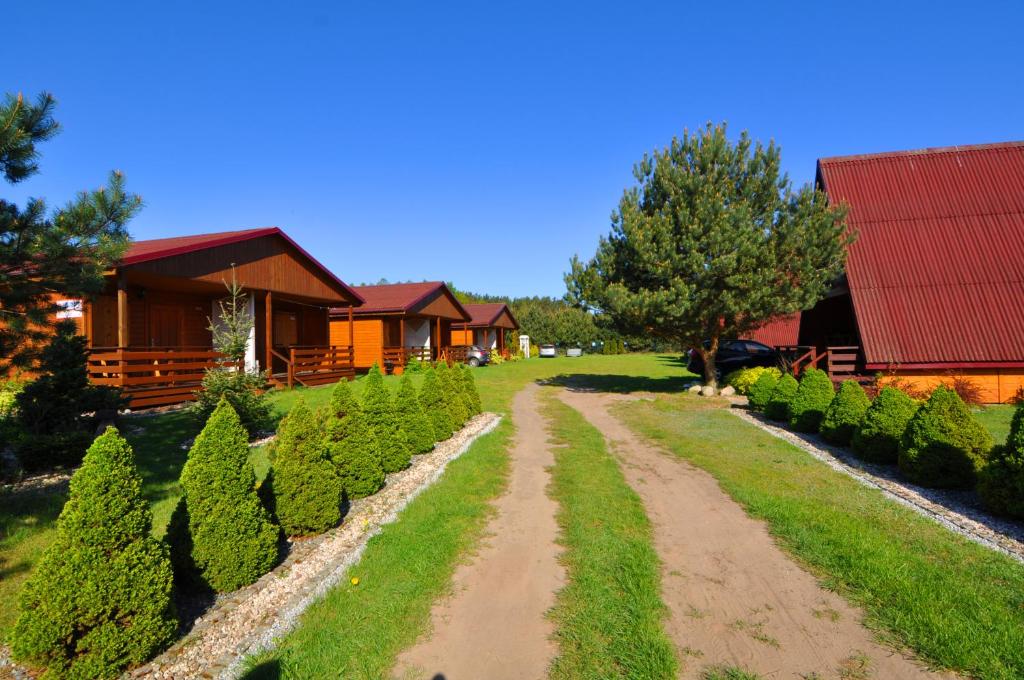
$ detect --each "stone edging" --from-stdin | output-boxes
[729,408,1024,564]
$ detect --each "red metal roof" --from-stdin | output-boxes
[336,281,469,319]
[120,227,364,304]
[746,313,801,347]
[462,302,520,328]
[817,141,1024,368]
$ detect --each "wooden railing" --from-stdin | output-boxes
[286,345,355,387]
[444,345,470,364]
[88,347,232,409]
[774,344,863,381]
[825,346,861,380]
[406,346,433,362]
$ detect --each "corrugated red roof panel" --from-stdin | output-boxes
[818,141,1024,367]
[746,313,801,347]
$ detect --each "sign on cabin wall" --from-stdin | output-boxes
[55,299,83,319]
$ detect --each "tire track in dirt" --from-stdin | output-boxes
[557,388,956,680]
[392,383,564,680]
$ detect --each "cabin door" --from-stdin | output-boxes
[149,305,183,348]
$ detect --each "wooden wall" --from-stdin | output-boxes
[337,318,382,369]
[879,369,1024,404]
[451,329,472,346]
[89,289,213,348]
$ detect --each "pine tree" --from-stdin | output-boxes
[326,380,384,499]
[436,360,468,428]
[10,428,176,679]
[566,123,850,388]
[167,400,279,592]
[362,365,412,473]
[419,366,453,442]
[262,399,343,536]
[395,373,435,454]
[1,92,140,372]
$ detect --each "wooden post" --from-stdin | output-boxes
[399,317,406,365]
[347,304,354,372]
[435,316,441,361]
[117,275,129,348]
[288,347,295,390]
[265,291,273,375]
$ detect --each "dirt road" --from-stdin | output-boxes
[392,383,564,680]
[558,388,953,680]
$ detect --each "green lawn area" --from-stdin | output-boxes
[0,353,686,642]
[544,393,677,679]
[617,394,1024,679]
[975,403,1016,443]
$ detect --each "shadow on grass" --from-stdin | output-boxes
[239,659,281,680]
[541,372,694,395]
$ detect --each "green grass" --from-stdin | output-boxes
[974,404,1016,443]
[544,393,677,679]
[700,667,762,680]
[618,396,1024,679]
[0,353,688,644]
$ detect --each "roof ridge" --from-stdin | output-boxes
[818,141,1024,165]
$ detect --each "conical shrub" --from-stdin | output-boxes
[167,400,279,593]
[262,399,343,536]
[419,366,453,442]
[765,373,799,422]
[396,373,435,454]
[789,368,835,432]
[898,385,992,488]
[10,428,177,679]
[326,379,384,499]
[436,360,468,428]
[458,364,482,416]
[851,386,918,464]
[748,371,779,411]
[978,401,1024,518]
[820,380,870,445]
[362,365,412,473]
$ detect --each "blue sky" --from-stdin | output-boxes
[5,1,1022,298]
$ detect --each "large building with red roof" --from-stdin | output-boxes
[753,142,1024,402]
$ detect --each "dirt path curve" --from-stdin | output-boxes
[557,389,955,680]
[393,383,564,680]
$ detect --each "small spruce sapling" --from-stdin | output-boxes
[10,428,176,679]
[396,373,435,454]
[167,400,279,592]
[851,386,918,464]
[362,365,412,473]
[898,386,992,488]
[765,373,799,422]
[436,360,468,428]
[262,399,343,536]
[326,380,384,498]
[789,368,835,433]
[419,366,453,442]
[820,380,870,445]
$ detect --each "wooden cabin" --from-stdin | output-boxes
[450,302,519,356]
[330,281,471,373]
[750,142,1024,403]
[78,227,363,408]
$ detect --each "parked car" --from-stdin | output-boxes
[466,345,490,367]
[686,339,780,378]
[539,344,557,358]
[566,347,583,357]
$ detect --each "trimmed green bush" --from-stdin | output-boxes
[10,428,176,679]
[978,402,1024,518]
[191,367,271,438]
[395,374,434,455]
[725,366,782,396]
[765,373,798,421]
[820,380,871,445]
[326,380,384,499]
[898,385,992,488]
[419,366,453,442]
[457,364,482,417]
[262,400,343,536]
[362,365,412,473]
[851,387,918,464]
[167,400,279,593]
[747,370,780,411]
[789,368,835,433]
[436,360,468,428]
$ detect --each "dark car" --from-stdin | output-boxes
[687,339,779,378]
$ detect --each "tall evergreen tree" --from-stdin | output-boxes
[396,373,435,454]
[326,380,384,499]
[167,400,279,592]
[566,123,850,387]
[419,366,453,442]
[10,428,176,679]
[362,365,412,473]
[436,360,468,428]
[0,92,140,371]
[262,399,343,536]
[457,364,482,416]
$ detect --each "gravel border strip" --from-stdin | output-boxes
[729,408,1024,564]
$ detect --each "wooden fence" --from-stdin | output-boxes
[87,347,231,409]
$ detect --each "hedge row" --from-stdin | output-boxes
[749,370,1022,517]
[10,361,485,679]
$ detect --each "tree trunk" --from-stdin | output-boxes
[700,335,720,389]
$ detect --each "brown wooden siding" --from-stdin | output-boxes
[348,318,383,369]
[451,329,472,346]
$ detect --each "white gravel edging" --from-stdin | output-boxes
[111,412,502,680]
[730,408,1024,564]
